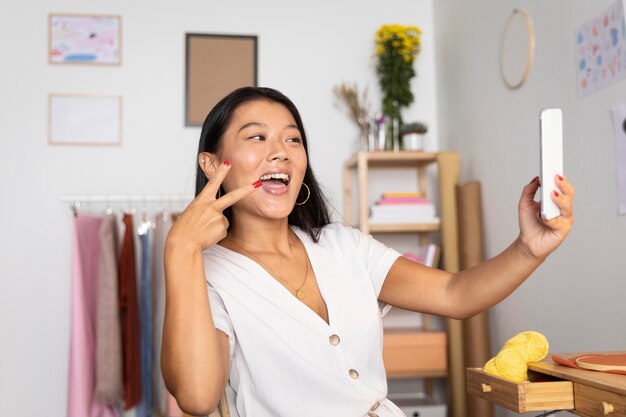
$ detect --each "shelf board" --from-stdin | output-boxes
[386,369,448,379]
[368,223,441,233]
[344,151,438,169]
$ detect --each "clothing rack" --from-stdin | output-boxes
[60,195,192,215]
[60,195,192,204]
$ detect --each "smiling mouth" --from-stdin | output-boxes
[259,172,290,186]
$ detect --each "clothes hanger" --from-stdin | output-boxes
[104,195,114,216]
[137,196,156,235]
[160,195,170,223]
[71,200,80,217]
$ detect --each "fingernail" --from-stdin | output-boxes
[531,176,539,184]
[553,190,559,197]
[557,174,563,181]
[253,180,262,188]
[224,160,231,167]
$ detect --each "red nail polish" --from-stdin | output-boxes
[531,176,539,184]
[253,180,262,188]
[224,160,231,167]
[553,190,559,197]
[557,174,563,181]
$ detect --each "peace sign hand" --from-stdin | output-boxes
[166,161,262,254]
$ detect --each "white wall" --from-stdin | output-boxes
[0,1,437,416]
[433,1,626,416]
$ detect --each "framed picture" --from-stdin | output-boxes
[185,33,257,126]
[49,14,122,65]
[48,94,122,146]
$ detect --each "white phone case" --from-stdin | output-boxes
[539,108,563,220]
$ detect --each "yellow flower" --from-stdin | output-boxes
[374,23,422,63]
[375,23,422,117]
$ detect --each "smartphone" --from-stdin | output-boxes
[539,108,563,220]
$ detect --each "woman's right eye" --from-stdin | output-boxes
[249,134,265,141]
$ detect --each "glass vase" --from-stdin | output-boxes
[390,116,400,151]
[385,103,401,151]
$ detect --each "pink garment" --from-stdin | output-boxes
[67,214,119,417]
[167,393,183,417]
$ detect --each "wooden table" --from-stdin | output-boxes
[467,353,626,416]
[529,354,626,416]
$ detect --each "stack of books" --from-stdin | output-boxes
[369,192,439,224]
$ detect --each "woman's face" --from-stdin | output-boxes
[212,99,308,220]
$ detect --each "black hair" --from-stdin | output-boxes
[195,86,332,242]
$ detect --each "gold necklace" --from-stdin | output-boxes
[225,236,309,300]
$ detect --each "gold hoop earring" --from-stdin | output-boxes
[295,183,310,206]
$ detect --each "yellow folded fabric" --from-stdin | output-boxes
[483,331,549,383]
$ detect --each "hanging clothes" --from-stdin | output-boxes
[151,213,173,416]
[67,214,119,417]
[119,213,141,409]
[95,214,124,404]
[168,394,184,417]
[138,217,153,417]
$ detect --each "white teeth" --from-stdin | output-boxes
[259,173,290,182]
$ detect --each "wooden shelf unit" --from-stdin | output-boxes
[368,223,440,234]
[342,150,465,417]
[389,369,450,379]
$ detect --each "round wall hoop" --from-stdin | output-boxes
[499,9,535,90]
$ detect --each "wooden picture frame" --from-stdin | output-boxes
[48,93,122,146]
[49,13,122,65]
[185,33,257,127]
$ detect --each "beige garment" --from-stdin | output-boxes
[151,212,173,415]
[95,214,124,403]
[456,181,493,417]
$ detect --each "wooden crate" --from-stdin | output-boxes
[466,367,574,413]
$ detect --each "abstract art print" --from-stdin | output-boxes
[575,0,626,97]
[49,14,121,65]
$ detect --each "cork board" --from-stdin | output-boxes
[185,33,257,127]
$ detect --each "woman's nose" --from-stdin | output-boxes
[267,139,289,161]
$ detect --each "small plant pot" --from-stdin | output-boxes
[401,132,425,151]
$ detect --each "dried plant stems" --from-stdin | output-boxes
[333,83,371,135]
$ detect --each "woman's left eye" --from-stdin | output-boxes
[287,137,302,143]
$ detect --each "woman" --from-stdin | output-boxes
[161,87,574,417]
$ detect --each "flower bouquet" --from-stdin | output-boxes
[374,24,422,150]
